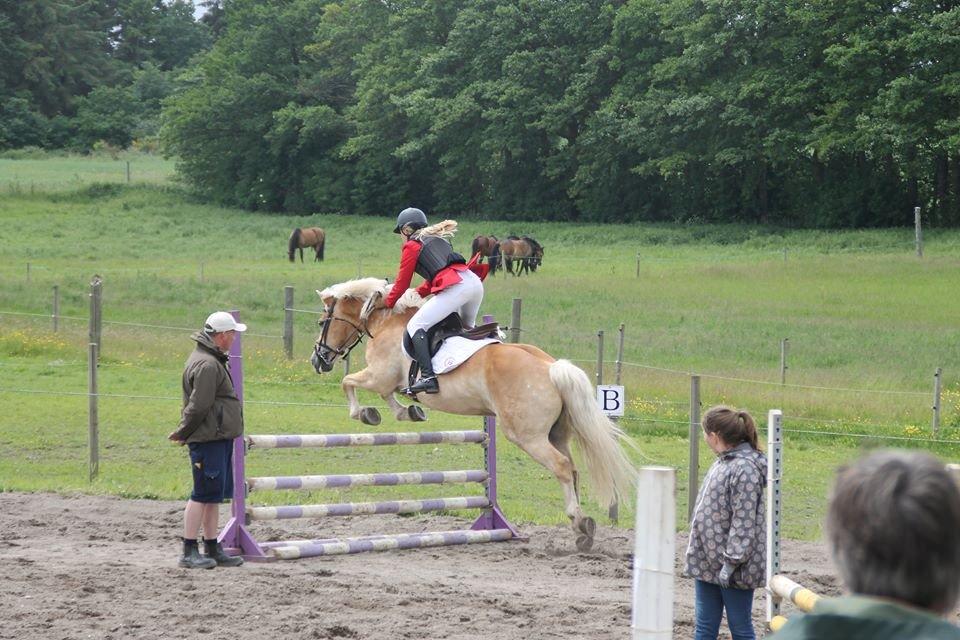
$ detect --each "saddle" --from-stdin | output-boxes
[403,313,500,388]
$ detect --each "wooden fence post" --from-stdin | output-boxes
[615,323,625,385]
[89,276,102,363]
[510,298,522,343]
[933,367,943,437]
[688,374,701,523]
[596,330,604,385]
[88,342,99,481]
[780,338,789,385]
[52,285,60,333]
[283,286,294,359]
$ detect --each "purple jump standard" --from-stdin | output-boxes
[217,312,521,561]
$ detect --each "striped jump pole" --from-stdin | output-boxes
[219,313,520,561]
[768,575,822,631]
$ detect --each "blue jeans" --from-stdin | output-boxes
[694,579,756,640]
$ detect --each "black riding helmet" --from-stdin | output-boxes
[393,207,428,234]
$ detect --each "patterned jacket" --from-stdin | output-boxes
[685,442,767,589]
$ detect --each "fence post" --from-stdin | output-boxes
[283,285,294,359]
[615,323,625,385]
[688,374,701,523]
[26,262,30,283]
[88,342,99,481]
[126,160,131,184]
[52,285,60,333]
[780,338,789,385]
[635,252,640,278]
[596,330,604,385]
[631,466,675,640]
[343,354,350,376]
[915,206,923,257]
[89,276,102,363]
[510,298,522,343]
[766,409,783,626]
[782,247,787,262]
[200,262,205,284]
[933,367,943,438]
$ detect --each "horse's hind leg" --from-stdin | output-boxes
[501,415,593,551]
[549,421,596,549]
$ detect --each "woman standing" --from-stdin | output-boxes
[686,406,767,640]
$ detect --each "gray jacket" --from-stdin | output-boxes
[685,442,767,589]
[172,331,243,443]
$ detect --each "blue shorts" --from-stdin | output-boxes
[188,439,235,503]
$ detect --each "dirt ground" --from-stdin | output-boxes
[0,492,841,640]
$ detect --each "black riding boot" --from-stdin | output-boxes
[204,539,244,567]
[405,329,440,395]
[179,538,216,569]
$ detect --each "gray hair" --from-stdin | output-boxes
[827,450,960,613]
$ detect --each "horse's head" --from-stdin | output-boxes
[311,278,389,373]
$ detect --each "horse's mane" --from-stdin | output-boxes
[317,278,424,318]
[522,236,542,252]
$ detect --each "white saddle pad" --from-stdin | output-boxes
[404,336,501,375]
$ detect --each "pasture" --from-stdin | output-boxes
[1,155,959,543]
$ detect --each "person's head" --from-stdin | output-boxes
[827,450,960,613]
[701,405,759,453]
[393,207,428,238]
[203,311,247,352]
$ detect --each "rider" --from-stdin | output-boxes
[384,207,489,395]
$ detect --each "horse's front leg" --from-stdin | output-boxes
[381,391,428,422]
[341,368,386,426]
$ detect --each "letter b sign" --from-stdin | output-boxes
[596,385,625,417]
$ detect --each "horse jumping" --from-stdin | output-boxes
[311,278,637,551]
[288,227,326,262]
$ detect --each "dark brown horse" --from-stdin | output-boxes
[288,227,325,262]
[471,235,498,262]
[490,236,543,276]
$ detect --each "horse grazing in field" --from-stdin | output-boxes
[288,227,326,262]
[310,278,637,552]
[471,235,498,262]
[491,236,543,276]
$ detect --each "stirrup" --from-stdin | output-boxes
[403,376,439,396]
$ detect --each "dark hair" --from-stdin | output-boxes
[827,450,960,613]
[701,405,759,451]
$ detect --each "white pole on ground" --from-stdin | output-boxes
[631,466,675,640]
[766,409,783,625]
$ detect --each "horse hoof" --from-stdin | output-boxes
[360,407,381,426]
[575,534,594,552]
[408,405,427,422]
[578,516,597,539]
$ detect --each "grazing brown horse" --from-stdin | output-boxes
[288,227,326,262]
[310,278,637,551]
[471,235,498,262]
[491,236,543,276]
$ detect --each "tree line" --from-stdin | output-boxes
[5,1,960,227]
[0,1,219,151]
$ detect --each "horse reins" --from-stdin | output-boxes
[315,298,374,360]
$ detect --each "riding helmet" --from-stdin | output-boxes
[393,207,428,234]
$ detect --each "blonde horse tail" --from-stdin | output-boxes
[549,359,637,509]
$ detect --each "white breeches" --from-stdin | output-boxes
[406,269,483,337]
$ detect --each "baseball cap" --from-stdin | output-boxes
[204,311,247,333]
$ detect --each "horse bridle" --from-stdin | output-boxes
[314,298,373,361]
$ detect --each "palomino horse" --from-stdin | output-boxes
[470,235,498,262]
[491,236,544,276]
[311,278,636,551]
[288,227,326,262]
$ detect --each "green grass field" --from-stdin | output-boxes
[1,154,959,540]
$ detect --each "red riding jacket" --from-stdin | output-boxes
[385,239,489,309]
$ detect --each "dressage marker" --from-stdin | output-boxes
[217,321,519,561]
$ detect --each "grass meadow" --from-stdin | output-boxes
[1,153,959,540]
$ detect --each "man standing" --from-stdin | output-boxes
[168,311,247,569]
